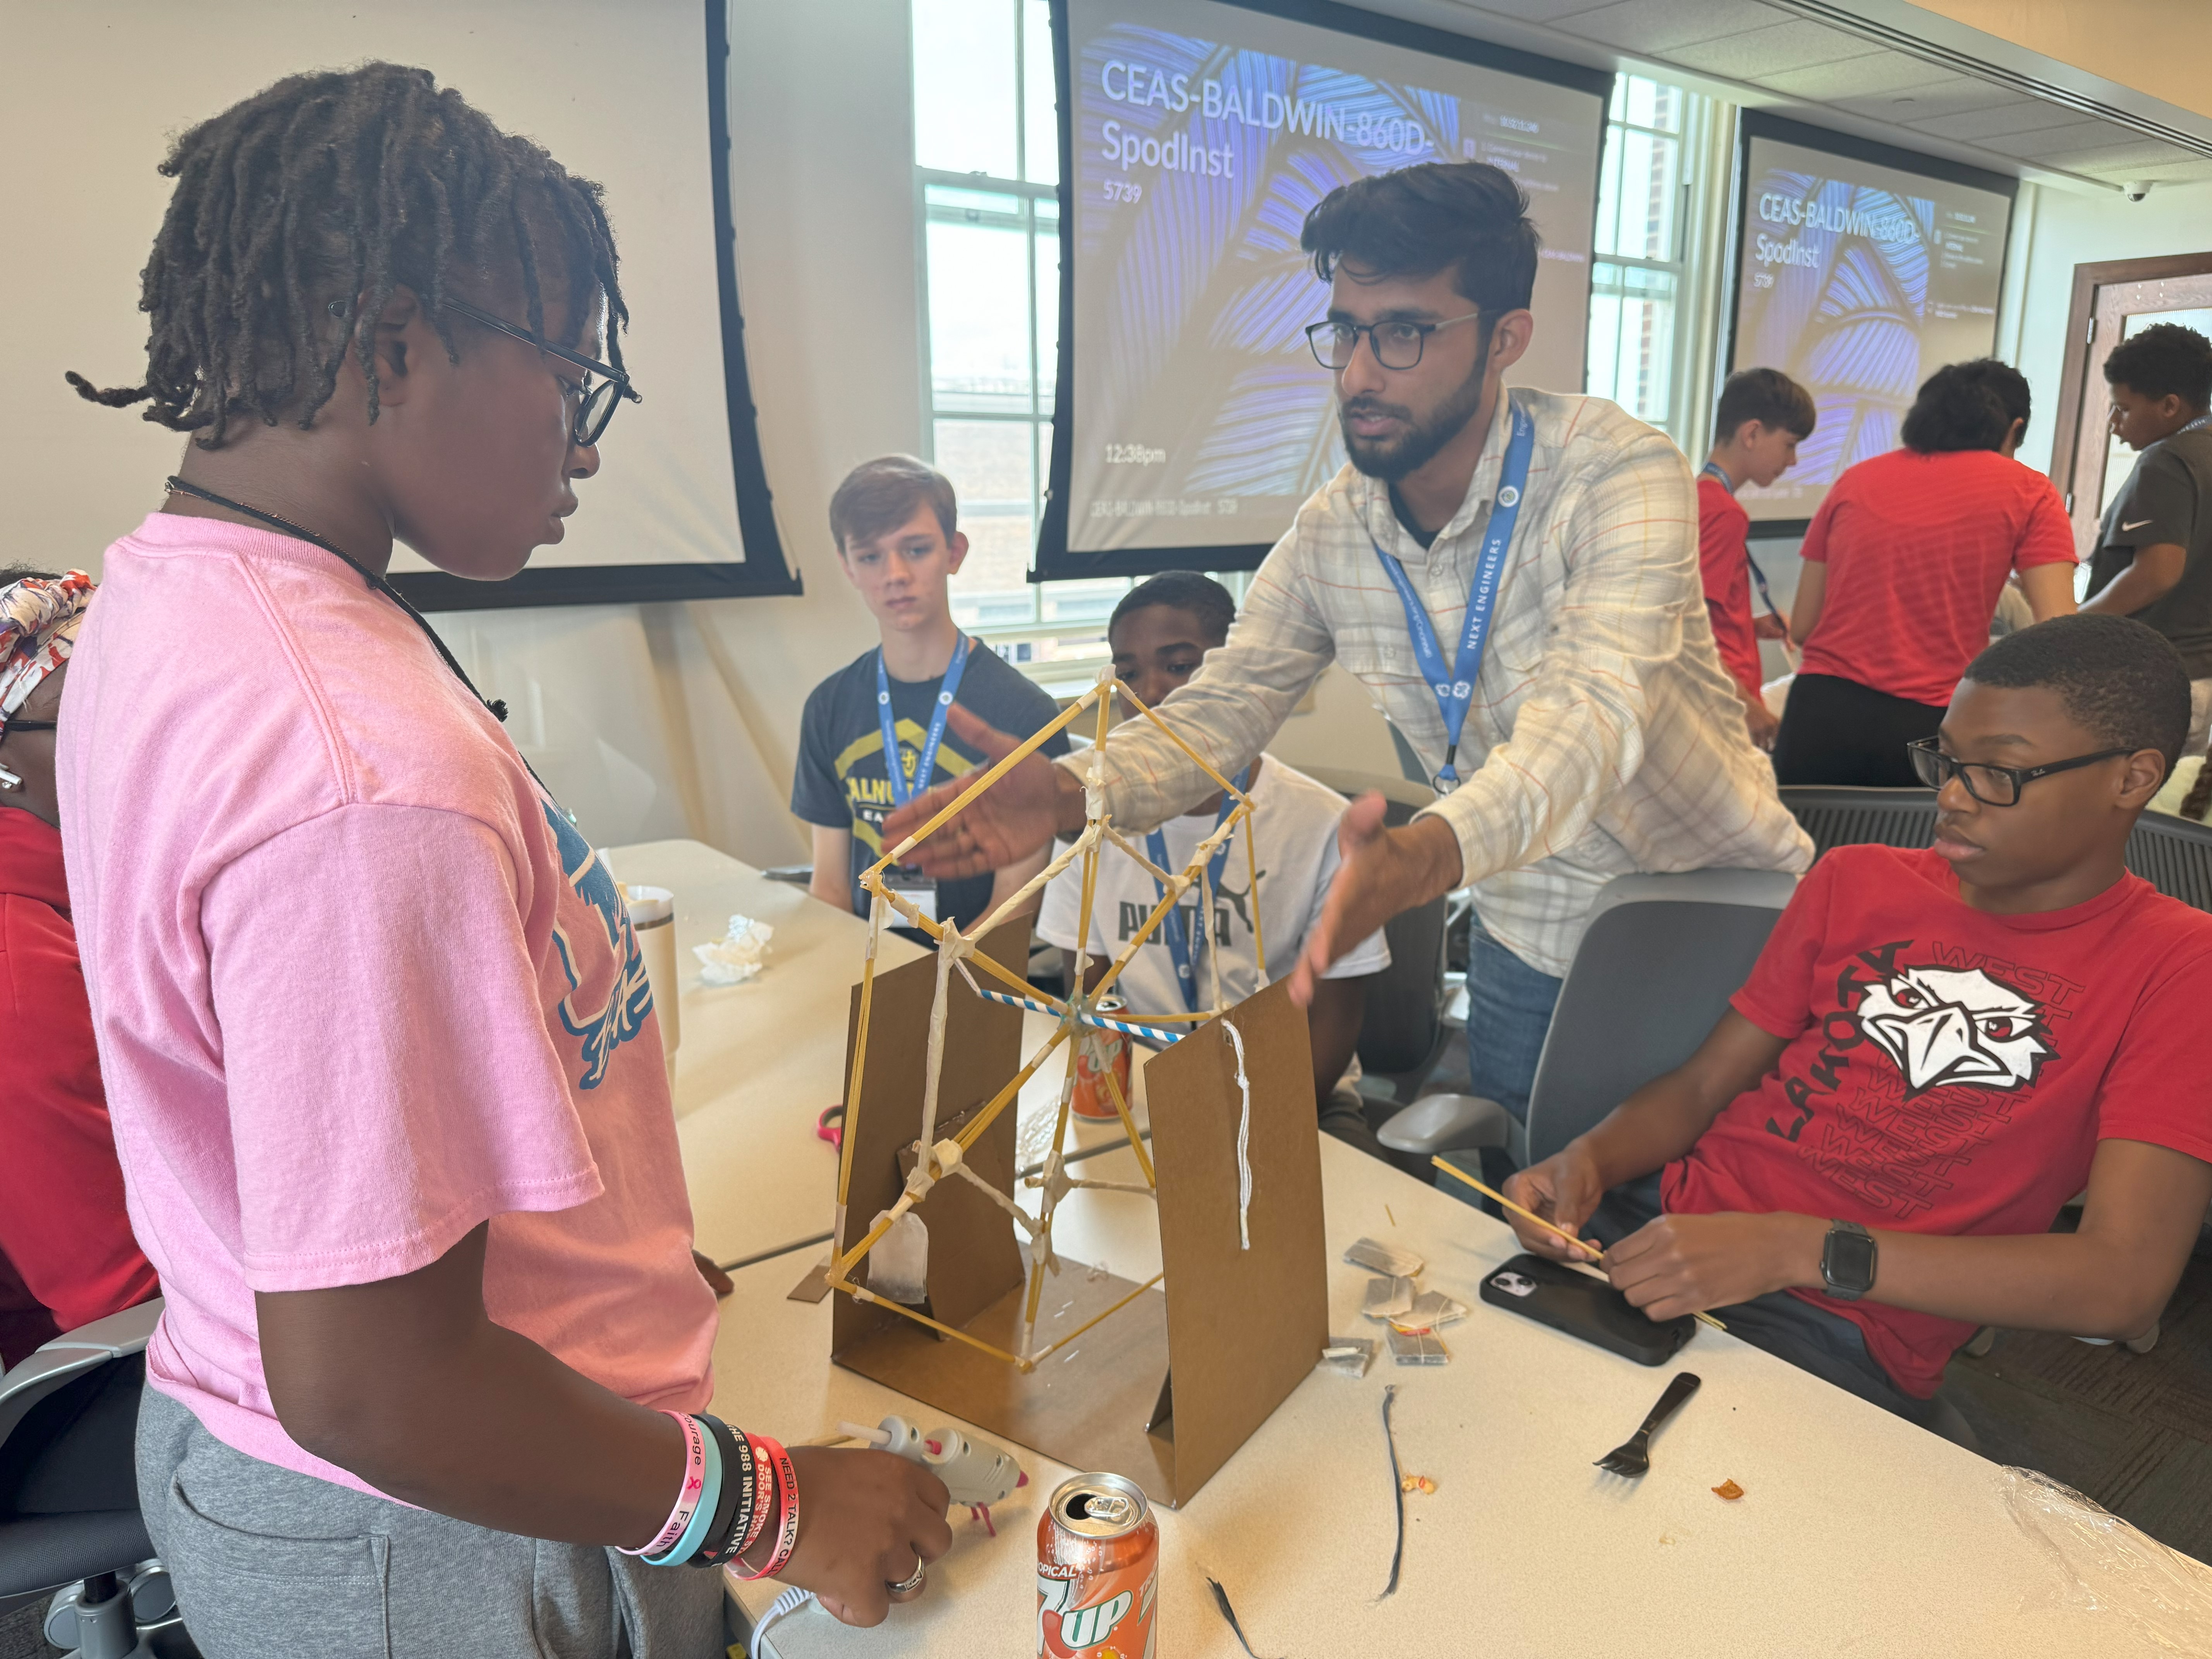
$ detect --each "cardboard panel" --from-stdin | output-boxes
[831,922,1029,1355]
[1145,979,1329,1503]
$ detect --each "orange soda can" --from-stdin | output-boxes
[1069,999,1132,1121]
[1036,1473,1158,1659]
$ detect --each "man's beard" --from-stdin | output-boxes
[1338,338,1492,483]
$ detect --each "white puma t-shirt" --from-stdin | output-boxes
[1037,756,1391,1048]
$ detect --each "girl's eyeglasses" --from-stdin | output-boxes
[440,295,642,447]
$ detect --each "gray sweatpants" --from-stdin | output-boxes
[138,1386,730,1659]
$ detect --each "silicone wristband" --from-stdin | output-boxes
[646,1418,723,1568]
[733,1436,800,1581]
[691,1415,754,1567]
[734,1434,776,1561]
[620,1412,706,1558]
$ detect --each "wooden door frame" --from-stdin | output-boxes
[2051,252,2212,515]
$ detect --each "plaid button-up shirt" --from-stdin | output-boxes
[1076,388,1813,977]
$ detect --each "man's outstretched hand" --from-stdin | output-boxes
[880,703,1077,880]
[1286,796,1463,1008]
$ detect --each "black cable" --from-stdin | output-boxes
[1381,1382,1405,1598]
[162,476,508,724]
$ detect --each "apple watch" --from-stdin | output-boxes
[1820,1219,1878,1302]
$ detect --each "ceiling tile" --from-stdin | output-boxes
[1827,76,2025,124]
[1997,120,2154,160]
[1665,19,1884,79]
[1449,0,1624,22]
[1548,0,1789,53]
[1906,100,2094,141]
[2026,138,2195,171]
[2108,161,2212,185]
[1757,51,1957,102]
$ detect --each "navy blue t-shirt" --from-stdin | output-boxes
[790,641,1069,929]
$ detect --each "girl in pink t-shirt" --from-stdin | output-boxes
[62,65,945,1656]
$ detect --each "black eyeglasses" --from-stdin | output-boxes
[1908,737,2134,805]
[1,720,55,734]
[1305,309,1483,371]
[440,295,641,446]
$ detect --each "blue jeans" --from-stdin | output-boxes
[1464,910,1564,1123]
[1436,912,1564,1207]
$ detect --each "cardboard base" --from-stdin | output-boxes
[834,1265,1178,1507]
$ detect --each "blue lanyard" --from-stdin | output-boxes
[1372,396,1535,792]
[877,633,970,808]
[1145,768,1250,1013]
[1700,461,1787,630]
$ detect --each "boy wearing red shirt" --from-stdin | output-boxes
[1698,369,1815,750]
[1506,615,2212,1428]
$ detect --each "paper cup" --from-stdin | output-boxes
[625,885,680,1088]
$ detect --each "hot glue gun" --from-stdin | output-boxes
[838,1415,1028,1534]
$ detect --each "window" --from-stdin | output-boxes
[1584,74,1728,447]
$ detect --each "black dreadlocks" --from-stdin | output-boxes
[67,63,626,448]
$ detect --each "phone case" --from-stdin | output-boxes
[1477,1252,1695,1366]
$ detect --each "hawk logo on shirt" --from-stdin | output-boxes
[1855,964,2051,1096]
[542,802,653,1090]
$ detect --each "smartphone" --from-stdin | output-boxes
[1478,1252,1695,1366]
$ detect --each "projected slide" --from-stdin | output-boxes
[1729,115,2014,526]
[1061,0,1605,561]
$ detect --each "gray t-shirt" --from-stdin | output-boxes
[2087,426,2212,676]
[790,641,1068,929]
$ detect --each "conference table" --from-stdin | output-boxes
[613,840,2188,1657]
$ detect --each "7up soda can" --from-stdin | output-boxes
[1036,1472,1158,1658]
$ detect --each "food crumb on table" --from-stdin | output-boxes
[1712,1479,1745,1501]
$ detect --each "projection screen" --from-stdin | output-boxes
[1040,0,1609,579]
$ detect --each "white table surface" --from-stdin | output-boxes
[608,840,1150,1269]
[633,841,2178,1657]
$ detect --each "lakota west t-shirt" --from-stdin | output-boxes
[58,513,716,1494]
[1797,448,2076,707]
[1664,843,2212,1398]
[791,641,1068,931]
[1035,757,1389,1070]
[1696,474,1764,704]
[2088,426,2212,677]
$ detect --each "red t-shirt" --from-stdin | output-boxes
[1697,475,1764,703]
[1797,449,2076,708]
[0,807,156,1367]
[1663,844,2212,1398]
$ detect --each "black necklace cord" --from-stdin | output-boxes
[162,476,510,724]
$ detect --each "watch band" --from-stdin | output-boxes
[1821,1218,1877,1302]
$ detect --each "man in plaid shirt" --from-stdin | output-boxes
[890,161,1810,1138]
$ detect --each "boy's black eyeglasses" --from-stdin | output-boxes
[440,295,641,446]
[1907,737,2134,805]
[1305,310,1483,371]
[0,720,56,733]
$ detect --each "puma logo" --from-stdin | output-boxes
[1214,868,1267,936]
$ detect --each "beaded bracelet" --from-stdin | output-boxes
[732,1436,800,1581]
[620,1412,706,1559]
[644,1418,723,1568]
[690,1415,756,1568]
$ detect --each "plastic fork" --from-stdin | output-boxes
[1594,1371,1702,1478]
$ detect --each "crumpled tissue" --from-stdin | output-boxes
[693,914,774,986]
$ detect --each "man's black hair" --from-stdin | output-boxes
[1965,614,2191,779]
[1111,571,1237,645]
[1901,362,2012,455]
[1712,368,1816,444]
[2103,322,2212,411]
[1951,358,2032,439]
[67,63,625,449]
[1300,162,1539,317]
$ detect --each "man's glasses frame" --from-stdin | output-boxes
[1907,737,2135,806]
[1305,309,1484,372]
[441,295,642,447]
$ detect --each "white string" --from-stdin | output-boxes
[1223,1018,1253,1250]
[748,1585,817,1659]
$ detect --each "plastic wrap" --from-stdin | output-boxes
[1997,1466,2212,1652]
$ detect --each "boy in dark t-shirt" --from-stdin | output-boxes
[2081,323,2212,756]
[792,456,1068,934]
[1505,615,2212,1428]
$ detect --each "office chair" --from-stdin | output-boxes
[0,1300,180,1658]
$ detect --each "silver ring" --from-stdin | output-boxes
[886,1562,927,1595]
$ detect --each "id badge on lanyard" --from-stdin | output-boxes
[1372,397,1535,794]
[878,635,971,921]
